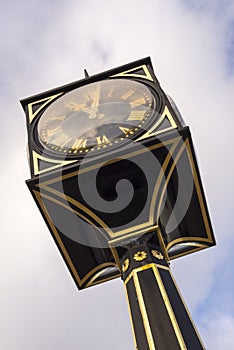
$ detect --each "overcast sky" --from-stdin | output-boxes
[0,0,234,349]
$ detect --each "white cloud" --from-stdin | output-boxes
[200,313,234,350]
[1,0,234,348]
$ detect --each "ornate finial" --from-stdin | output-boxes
[84,69,89,78]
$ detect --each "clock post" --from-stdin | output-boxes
[22,57,215,349]
[118,236,205,349]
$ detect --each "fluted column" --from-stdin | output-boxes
[120,241,205,350]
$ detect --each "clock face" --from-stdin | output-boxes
[36,78,158,157]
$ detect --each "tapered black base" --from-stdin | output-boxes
[120,241,205,350]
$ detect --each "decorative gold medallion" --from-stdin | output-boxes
[133,251,147,261]
[151,250,164,260]
[122,258,130,273]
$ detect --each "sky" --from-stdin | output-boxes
[0,0,234,349]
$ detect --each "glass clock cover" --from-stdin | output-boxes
[37,79,157,157]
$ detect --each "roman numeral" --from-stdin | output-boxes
[47,126,61,137]
[72,139,87,151]
[47,115,65,121]
[67,102,86,111]
[96,135,110,145]
[119,127,130,135]
[121,89,135,100]
[107,87,115,97]
[130,97,146,108]
[51,134,71,147]
[127,110,146,121]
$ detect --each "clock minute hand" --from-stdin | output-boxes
[87,84,101,118]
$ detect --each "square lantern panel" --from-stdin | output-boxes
[26,126,215,290]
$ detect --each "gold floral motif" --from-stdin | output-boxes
[122,259,130,273]
[133,251,147,261]
[151,250,164,260]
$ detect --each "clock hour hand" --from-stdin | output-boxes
[91,83,101,107]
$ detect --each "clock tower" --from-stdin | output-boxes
[22,57,215,349]
[22,57,182,177]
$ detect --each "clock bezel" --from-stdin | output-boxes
[30,77,164,161]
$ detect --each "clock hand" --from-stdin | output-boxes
[60,100,132,141]
[91,83,101,108]
[85,101,130,121]
[87,83,101,118]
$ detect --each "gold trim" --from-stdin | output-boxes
[149,138,180,224]
[85,265,117,287]
[151,250,164,260]
[156,138,213,254]
[169,270,206,349]
[156,226,170,261]
[33,190,116,288]
[122,259,130,272]
[111,222,155,240]
[134,251,147,261]
[37,137,179,186]
[32,151,77,176]
[137,105,177,141]
[124,264,189,349]
[109,246,122,271]
[155,264,169,271]
[151,264,187,349]
[36,138,180,240]
[111,64,154,82]
[124,283,138,349]
[133,269,156,350]
[124,271,133,286]
[35,135,214,257]
[89,272,120,287]
[37,185,114,239]
[28,93,63,123]
[125,264,187,349]
[124,263,170,286]
[169,245,208,260]
[37,190,110,239]
[168,241,208,251]
[186,140,213,241]
[109,225,158,246]
[156,140,187,222]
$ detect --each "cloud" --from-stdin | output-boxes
[201,313,234,350]
[1,0,234,348]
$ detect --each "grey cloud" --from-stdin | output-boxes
[1,0,234,349]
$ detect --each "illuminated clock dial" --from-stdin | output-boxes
[37,78,157,157]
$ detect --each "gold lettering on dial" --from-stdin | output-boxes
[96,135,110,145]
[107,87,115,97]
[47,115,66,121]
[127,110,146,121]
[130,97,146,108]
[51,134,71,148]
[46,126,61,137]
[72,138,87,152]
[119,127,130,135]
[121,89,135,100]
[67,102,86,111]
